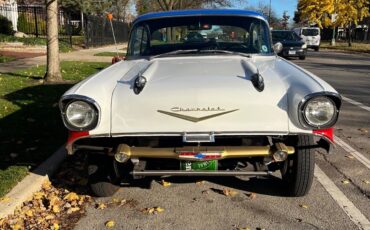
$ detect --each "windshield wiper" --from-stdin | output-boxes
[151,49,199,59]
[151,49,251,60]
[198,49,251,58]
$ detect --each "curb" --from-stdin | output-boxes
[0,146,66,219]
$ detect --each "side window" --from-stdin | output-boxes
[130,26,149,56]
[131,27,143,56]
[250,22,270,54]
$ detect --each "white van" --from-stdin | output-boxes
[293,27,321,51]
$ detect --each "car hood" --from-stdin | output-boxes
[64,55,338,136]
[110,56,290,135]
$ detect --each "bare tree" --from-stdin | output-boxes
[136,0,239,15]
[44,0,62,82]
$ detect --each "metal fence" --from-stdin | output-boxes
[321,27,370,43]
[0,3,18,31]
[84,15,130,48]
[0,5,130,47]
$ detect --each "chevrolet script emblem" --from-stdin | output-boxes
[157,108,238,123]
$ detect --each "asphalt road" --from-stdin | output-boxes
[74,50,370,230]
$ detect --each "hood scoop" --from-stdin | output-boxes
[241,60,264,92]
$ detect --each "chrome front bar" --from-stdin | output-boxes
[131,170,272,177]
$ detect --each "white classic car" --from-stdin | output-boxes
[59,9,341,197]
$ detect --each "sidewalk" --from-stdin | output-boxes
[0,44,127,73]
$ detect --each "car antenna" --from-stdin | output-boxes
[107,13,123,64]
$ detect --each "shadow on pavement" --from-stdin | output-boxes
[130,175,287,197]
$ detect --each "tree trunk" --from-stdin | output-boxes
[348,22,352,47]
[45,0,62,82]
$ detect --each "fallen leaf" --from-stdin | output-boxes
[223,188,238,197]
[160,180,171,187]
[238,228,250,230]
[196,180,205,185]
[53,223,60,230]
[97,203,107,210]
[201,190,210,195]
[118,199,127,207]
[11,224,22,230]
[358,128,368,133]
[105,220,115,228]
[299,204,309,209]
[67,207,80,214]
[42,180,52,190]
[33,192,45,200]
[246,192,257,200]
[363,180,370,184]
[64,192,79,201]
[345,155,355,159]
[45,214,55,220]
[341,180,350,185]
[25,210,33,217]
[52,205,61,213]
[155,207,165,213]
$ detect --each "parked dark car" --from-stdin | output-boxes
[272,30,307,60]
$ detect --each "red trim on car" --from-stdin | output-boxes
[313,128,334,143]
[67,131,89,144]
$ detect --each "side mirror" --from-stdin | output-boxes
[273,42,283,54]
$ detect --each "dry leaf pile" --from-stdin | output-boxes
[0,180,92,229]
[0,154,93,230]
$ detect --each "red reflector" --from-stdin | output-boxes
[313,128,334,143]
[67,131,89,144]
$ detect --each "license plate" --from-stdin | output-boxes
[180,160,218,171]
[289,50,296,55]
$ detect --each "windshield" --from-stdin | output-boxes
[302,28,319,36]
[272,31,301,41]
[127,16,272,57]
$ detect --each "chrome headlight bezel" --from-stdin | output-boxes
[299,93,341,129]
[60,95,100,131]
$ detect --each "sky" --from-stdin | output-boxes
[232,0,297,19]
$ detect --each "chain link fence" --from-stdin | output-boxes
[84,15,130,48]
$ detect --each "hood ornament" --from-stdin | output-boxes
[157,108,238,123]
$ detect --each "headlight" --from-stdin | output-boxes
[65,100,98,130]
[302,43,307,49]
[302,96,337,128]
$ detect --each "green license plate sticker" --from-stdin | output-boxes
[180,160,218,171]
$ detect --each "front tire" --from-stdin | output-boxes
[281,135,315,197]
[314,47,319,52]
[87,155,120,197]
[299,55,306,60]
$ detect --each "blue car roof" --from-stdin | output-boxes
[133,9,267,25]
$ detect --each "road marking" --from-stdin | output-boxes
[315,165,370,230]
[335,136,370,171]
[342,96,370,112]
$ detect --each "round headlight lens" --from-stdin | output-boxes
[66,101,97,129]
[304,96,336,127]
